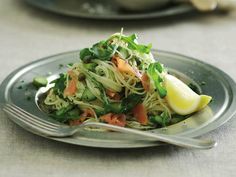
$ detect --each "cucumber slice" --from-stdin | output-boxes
[33,76,48,88]
[82,88,96,101]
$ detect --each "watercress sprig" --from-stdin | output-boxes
[147,62,167,98]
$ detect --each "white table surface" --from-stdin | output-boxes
[0,0,236,177]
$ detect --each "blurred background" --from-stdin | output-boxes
[1,0,235,74]
[1,1,235,68]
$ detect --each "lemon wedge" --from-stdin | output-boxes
[198,95,212,110]
[163,74,212,115]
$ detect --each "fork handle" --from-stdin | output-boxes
[81,122,217,149]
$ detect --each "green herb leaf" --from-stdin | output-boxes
[17,85,23,89]
[80,41,116,62]
[26,96,32,101]
[51,105,81,123]
[121,34,152,54]
[147,62,167,98]
[160,111,170,126]
[91,41,115,60]
[150,115,163,126]
[103,94,143,114]
[104,102,123,114]
[81,87,97,101]
[121,94,143,113]
[80,33,151,62]
[52,74,66,94]
[83,63,98,71]
[55,105,74,116]
[80,48,93,63]
[150,111,170,127]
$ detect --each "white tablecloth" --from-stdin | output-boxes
[0,1,236,177]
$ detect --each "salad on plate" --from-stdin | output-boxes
[36,31,212,130]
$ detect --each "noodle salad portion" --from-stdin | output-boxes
[38,32,212,130]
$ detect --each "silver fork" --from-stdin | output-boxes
[3,103,217,149]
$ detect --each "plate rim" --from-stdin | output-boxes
[1,49,236,148]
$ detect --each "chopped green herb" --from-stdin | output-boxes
[103,94,143,114]
[52,74,66,93]
[26,96,31,101]
[17,85,23,89]
[121,94,143,113]
[51,105,81,123]
[104,102,123,114]
[150,115,163,126]
[55,105,73,116]
[81,88,96,101]
[200,81,206,86]
[150,111,170,127]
